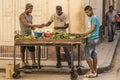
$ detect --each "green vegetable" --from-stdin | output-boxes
[50,32,70,39]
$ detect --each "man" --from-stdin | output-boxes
[82,5,100,78]
[43,5,71,68]
[105,5,118,42]
[19,3,43,66]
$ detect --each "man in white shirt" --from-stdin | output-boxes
[43,5,71,68]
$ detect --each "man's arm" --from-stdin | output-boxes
[115,11,119,21]
[44,21,52,26]
[19,14,43,28]
[105,12,108,24]
[43,14,54,27]
[82,24,96,36]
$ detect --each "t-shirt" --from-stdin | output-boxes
[106,10,117,24]
[87,14,100,40]
[49,13,69,33]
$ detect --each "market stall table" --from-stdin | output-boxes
[13,38,85,80]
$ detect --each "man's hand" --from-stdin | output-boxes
[36,24,44,28]
[80,33,85,36]
[41,24,45,26]
[54,27,59,29]
[80,33,87,37]
[31,27,36,30]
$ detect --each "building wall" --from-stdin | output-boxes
[116,0,120,12]
[84,0,103,26]
[0,0,86,45]
[0,0,47,45]
[105,0,111,12]
[0,0,2,45]
[0,0,15,45]
[69,0,85,33]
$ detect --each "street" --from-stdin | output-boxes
[0,34,120,80]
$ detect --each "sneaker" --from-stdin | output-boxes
[115,33,117,35]
[32,63,38,68]
[68,62,72,68]
[56,63,62,68]
[108,40,113,42]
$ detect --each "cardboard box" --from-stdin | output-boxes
[5,63,20,79]
[5,64,14,79]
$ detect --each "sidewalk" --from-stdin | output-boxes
[0,31,119,74]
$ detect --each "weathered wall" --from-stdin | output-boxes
[116,0,120,12]
[0,0,2,45]
[105,0,110,13]
[69,0,85,33]
[85,0,103,25]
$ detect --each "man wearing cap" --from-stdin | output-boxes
[43,5,71,68]
[19,3,43,66]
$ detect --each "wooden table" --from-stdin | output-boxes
[13,38,85,80]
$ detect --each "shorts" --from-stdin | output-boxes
[84,38,99,59]
[20,46,35,53]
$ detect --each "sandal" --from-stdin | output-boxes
[84,73,98,78]
[84,70,92,77]
[84,73,92,77]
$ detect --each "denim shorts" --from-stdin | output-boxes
[84,38,99,59]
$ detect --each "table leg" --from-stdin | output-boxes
[78,44,80,66]
[70,45,74,69]
[13,45,20,78]
[70,45,78,80]
[77,44,82,75]
[14,45,16,71]
[37,46,41,69]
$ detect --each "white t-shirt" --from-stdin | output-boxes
[49,13,69,33]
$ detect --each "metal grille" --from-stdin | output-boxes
[0,46,48,60]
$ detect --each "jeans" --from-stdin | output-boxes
[108,23,116,41]
[56,45,71,64]
[85,39,99,59]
